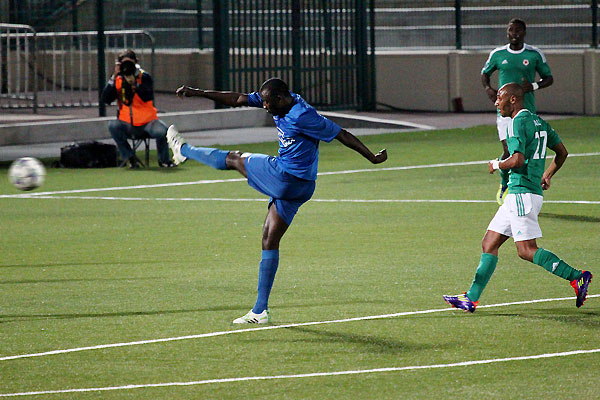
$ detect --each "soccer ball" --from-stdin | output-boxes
[8,157,46,191]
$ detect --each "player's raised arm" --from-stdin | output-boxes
[175,85,249,107]
[335,129,387,164]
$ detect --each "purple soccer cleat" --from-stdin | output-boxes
[443,293,479,313]
[571,270,593,308]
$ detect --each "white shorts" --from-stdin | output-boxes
[496,114,511,141]
[487,193,544,242]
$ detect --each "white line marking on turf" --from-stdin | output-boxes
[8,196,600,205]
[1,152,597,198]
[1,348,599,397]
[1,294,597,362]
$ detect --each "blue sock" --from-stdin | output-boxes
[252,250,279,314]
[181,144,228,170]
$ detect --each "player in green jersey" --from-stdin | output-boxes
[481,18,554,205]
[443,83,592,313]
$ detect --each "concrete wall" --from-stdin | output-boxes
[375,49,600,115]
[0,108,272,146]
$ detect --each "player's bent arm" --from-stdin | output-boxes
[335,129,387,164]
[489,152,524,173]
[176,85,249,107]
[481,73,497,102]
[538,75,554,90]
[541,142,568,189]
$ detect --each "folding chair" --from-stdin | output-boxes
[119,132,150,167]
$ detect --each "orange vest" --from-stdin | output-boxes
[115,70,158,126]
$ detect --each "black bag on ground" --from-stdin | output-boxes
[60,141,118,168]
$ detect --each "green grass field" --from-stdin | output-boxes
[1,117,599,399]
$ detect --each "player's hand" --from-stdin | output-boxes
[176,85,198,98]
[541,176,551,190]
[485,87,497,102]
[488,159,500,174]
[521,77,533,93]
[371,149,387,164]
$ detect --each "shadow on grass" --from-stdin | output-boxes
[0,260,160,269]
[540,212,600,223]
[0,277,163,285]
[0,304,247,324]
[0,300,389,324]
[280,326,450,354]
[480,309,600,328]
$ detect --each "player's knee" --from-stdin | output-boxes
[516,245,535,262]
[261,232,280,250]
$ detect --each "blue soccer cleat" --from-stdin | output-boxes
[571,270,593,308]
[443,293,479,313]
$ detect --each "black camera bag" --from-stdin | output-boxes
[60,141,118,168]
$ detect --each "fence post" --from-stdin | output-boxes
[213,0,229,103]
[354,0,369,110]
[455,0,462,50]
[96,0,106,117]
[291,0,302,93]
[593,0,598,48]
[196,0,204,49]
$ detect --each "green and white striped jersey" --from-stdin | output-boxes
[482,44,552,113]
[506,109,561,196]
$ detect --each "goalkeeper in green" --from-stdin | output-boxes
[481,18,553,205]
[443,83,592,312]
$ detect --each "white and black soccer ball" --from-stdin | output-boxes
[8,157,46,191]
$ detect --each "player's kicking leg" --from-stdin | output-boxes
[167,124,233,171]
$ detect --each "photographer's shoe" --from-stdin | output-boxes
[166,125,188,165]
[158,160,176,168]
[128,157,140,169]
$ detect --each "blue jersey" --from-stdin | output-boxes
[247,91,341,180]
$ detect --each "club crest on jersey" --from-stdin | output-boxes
[502,59,508,64]
[523,59,529,66]
[277,127,295,147]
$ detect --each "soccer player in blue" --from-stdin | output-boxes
[168,78,387,324]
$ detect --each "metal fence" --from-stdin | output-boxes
[0,24,154,110]
[0,23,37,111]
[4,1,600,50]
[213,0,376,111]
[375,1,600,50]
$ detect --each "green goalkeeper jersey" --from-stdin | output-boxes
[482,44,552,113]
[507,109,561,196]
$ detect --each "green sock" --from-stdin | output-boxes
[533,248,582,281]
[466,253,498,302]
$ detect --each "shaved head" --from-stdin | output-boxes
[498,82,524,100]
[495,82,525,118]
[260,78,291,98]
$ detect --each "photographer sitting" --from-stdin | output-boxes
[101,49,175,168]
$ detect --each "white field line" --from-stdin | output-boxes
[1,294,598,363]
[6,196,600,205]
[1,348,599,397]
[1,152,597,199]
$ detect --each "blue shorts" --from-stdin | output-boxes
[245,154,316,226]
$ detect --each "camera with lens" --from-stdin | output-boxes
[119,59,137,77]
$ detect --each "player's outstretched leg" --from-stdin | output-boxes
[166,124,229,169]
[166,125,188,165]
